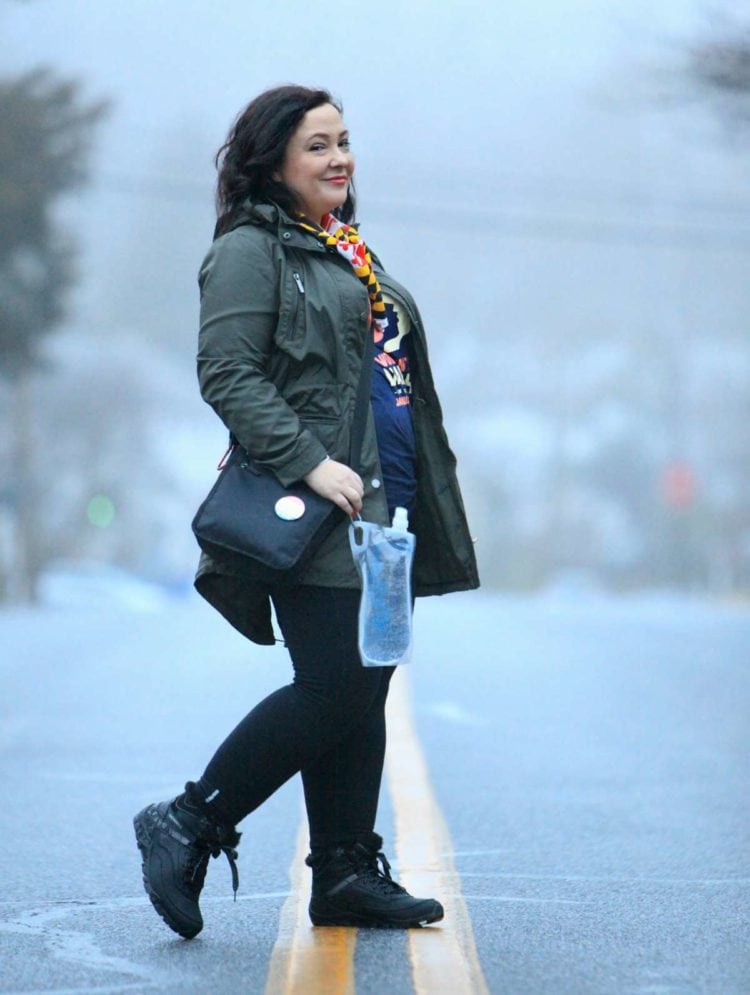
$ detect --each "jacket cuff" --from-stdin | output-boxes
[273,432,328,487]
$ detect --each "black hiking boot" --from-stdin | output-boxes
[133,783,240,939]
[306,832,443,928]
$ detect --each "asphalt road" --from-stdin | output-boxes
[1,590,748,994]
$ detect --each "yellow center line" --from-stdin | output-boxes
[386,668,490,995]
[264,816,357,995]
[265,665,486,994]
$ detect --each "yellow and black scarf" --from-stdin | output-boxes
[296,213,388,344]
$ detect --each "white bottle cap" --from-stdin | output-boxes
[391,506,409,532]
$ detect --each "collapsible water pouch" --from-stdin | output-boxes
[348,507,416,667]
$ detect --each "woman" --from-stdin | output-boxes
[134,85,479,938]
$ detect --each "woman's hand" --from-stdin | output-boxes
[304,458,364,516]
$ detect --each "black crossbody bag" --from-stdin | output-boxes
[192,347,372,586]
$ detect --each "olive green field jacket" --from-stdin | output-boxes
[194,200,479,644]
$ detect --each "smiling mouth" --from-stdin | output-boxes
[325,177,348,184]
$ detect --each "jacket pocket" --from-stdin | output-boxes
[274,263,307,357]
[298,413,343,457]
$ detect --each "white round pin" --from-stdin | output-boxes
[275,495,306,521]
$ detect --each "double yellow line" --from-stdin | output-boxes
[264,669,488,995]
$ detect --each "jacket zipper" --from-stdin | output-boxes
[292,270,305,294]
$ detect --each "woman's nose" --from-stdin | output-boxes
[329,148,351,168]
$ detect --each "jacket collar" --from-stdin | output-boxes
[230,199,327,252]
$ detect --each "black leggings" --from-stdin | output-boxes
[196,585,395,849]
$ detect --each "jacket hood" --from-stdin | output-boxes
[218,199,356,246]
[216,198,334,254]
[215,199,283,238]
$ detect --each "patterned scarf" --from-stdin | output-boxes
[295,213,388,344]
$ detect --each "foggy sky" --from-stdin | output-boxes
[5,0,745,332]
[3,0,748,584]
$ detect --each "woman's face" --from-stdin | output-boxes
[278,103,354,222]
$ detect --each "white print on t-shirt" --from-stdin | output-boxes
[375,294,412,408]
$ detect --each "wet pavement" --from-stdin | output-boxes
[1,591,748,993]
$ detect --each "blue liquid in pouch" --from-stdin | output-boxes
[348,507,415,667]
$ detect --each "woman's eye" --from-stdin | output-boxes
[309,143,325,152]
[339,139,351,150]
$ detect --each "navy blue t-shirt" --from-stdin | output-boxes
[370,294,417,516]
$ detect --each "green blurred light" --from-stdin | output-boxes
[86,494,115,528]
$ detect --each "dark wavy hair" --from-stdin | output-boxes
[214,84,356,237]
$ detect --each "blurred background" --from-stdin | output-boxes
[1,0,748,607]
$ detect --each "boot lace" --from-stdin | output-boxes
[184,830,240,900]
[352,846,406,896]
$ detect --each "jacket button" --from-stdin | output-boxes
[282,232,291,240]
[372,478,381,489]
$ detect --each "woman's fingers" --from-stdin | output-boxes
[342,482,363,515]
[331,483,362,516]
[303,459,364,513]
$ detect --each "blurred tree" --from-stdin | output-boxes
[0,69,106,371]
[685,15,750,591]
[690,28,750,96]
[0,69,107,600]
[684,13,750,132]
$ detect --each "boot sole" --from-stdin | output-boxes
[310,904,444,929]
[133,808,202,940]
